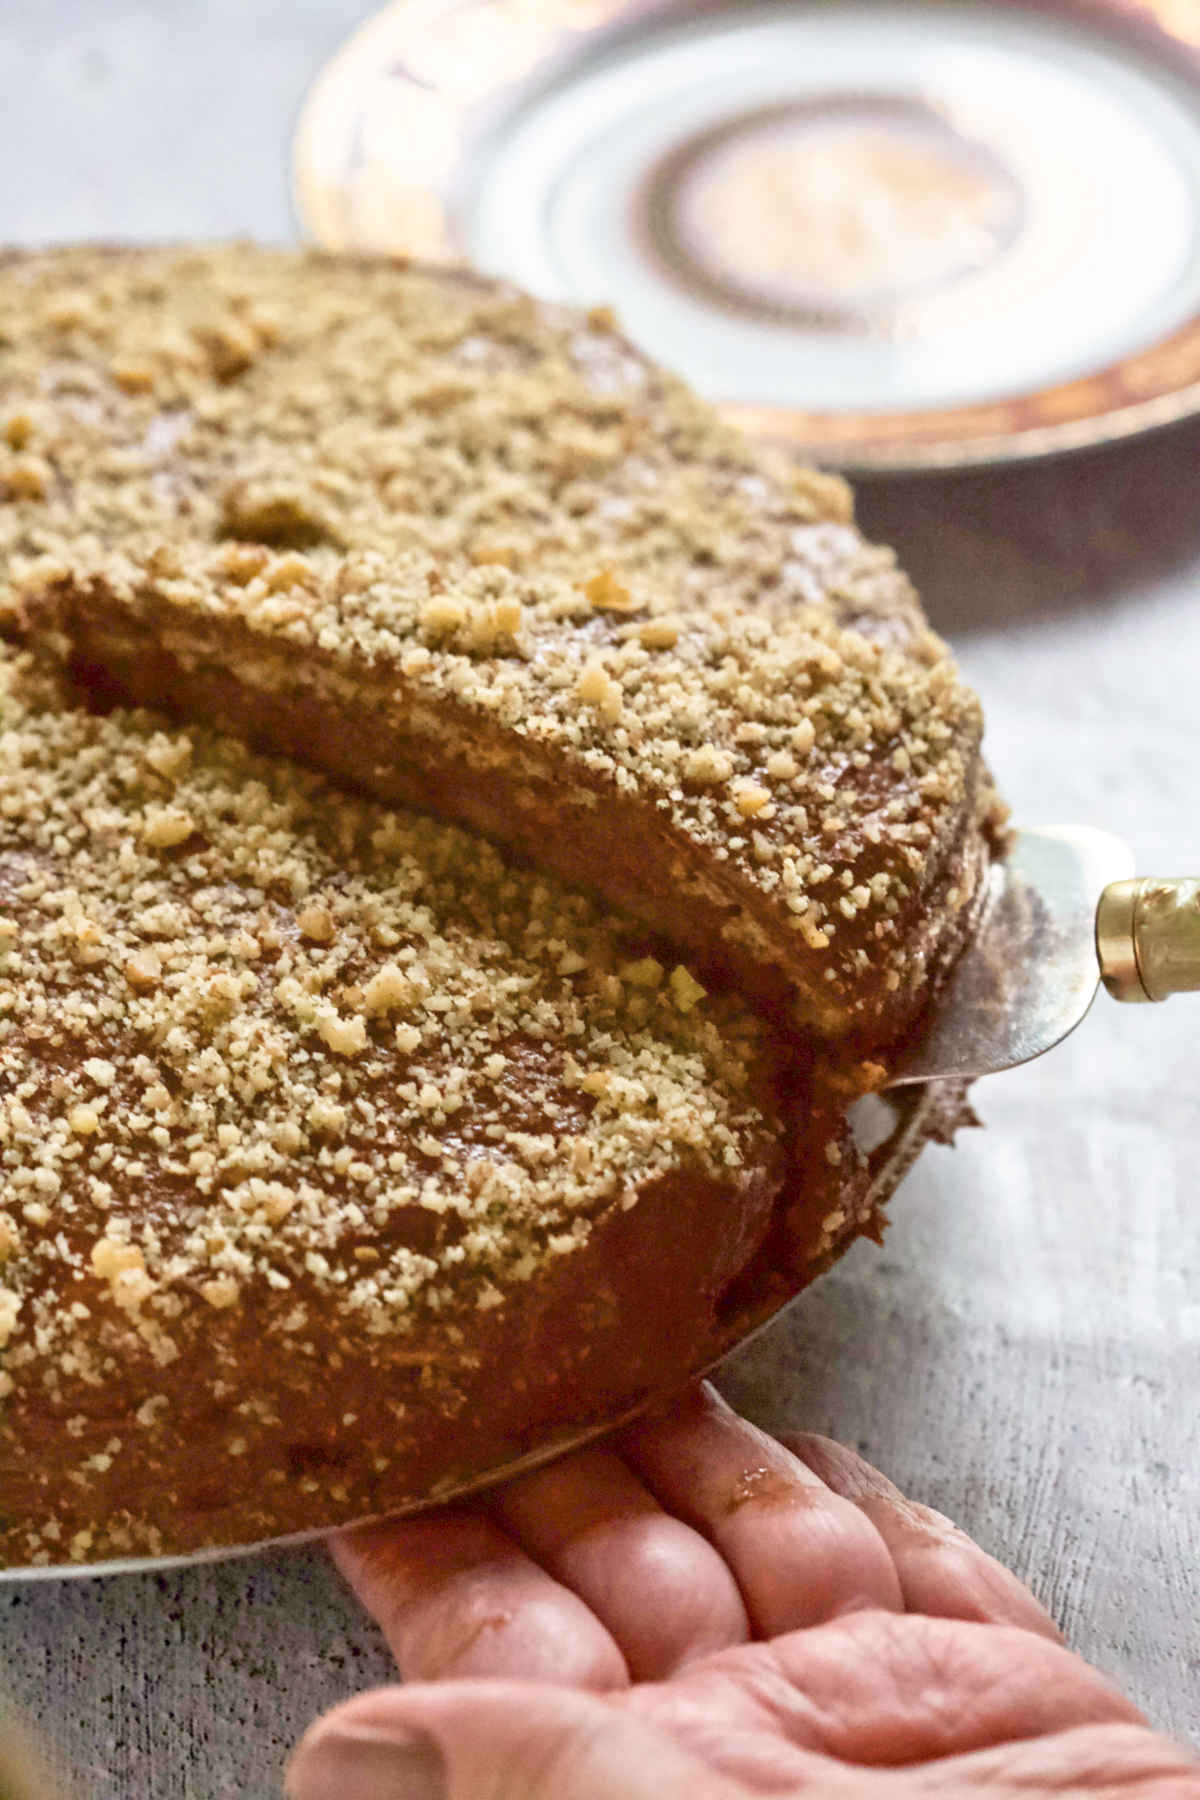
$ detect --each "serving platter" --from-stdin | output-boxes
[1,1080,946,1581]
[293,0,1200,472]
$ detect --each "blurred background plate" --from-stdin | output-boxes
[293,0,1200,471]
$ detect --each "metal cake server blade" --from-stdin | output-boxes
[889,824,1200,1085]
[890,826,1132,1085]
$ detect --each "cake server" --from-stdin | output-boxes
[889,824,1200,1085]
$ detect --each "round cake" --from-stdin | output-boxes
[0,247,1000,1568]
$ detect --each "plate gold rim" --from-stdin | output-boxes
[292,0,1200,473]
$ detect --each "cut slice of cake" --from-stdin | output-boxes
[1,246,1004,1051]
[1,649,847,1567]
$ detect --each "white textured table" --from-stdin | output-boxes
[1,5,1198,1794]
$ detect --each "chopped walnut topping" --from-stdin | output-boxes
[576,660,623,723]
[638,617,680,650]
[201,1277,241,1311]
[112,359,156,395]
[791,466,854,524]
[3,246,992,1054]
[421,597,465,637]
[262,551,312,592]
[92,1239,145,1280]
[142,806,195,848]
[3,412,33,450]
[363,963,411,1015]
[0,1292,21,1348]
[316,1007,367,1057]
[684,747,734,786]
[669,966,707,1013]
[125,948,162,991]
[222,544,270,585]
[297,905,336,943]
[733,782,773,819]
[583,569,636,613]
[6,456,49,500]
[306,1097,347,1136]
[619,957,664,989]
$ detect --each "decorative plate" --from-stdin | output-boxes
[294,0,1200,469]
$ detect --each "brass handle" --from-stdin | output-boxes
[1096,878,1200,1003]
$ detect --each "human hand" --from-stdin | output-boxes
[286,1382,1198,1799]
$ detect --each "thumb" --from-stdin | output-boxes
[285,1678,744,1800]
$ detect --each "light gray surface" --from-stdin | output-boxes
[1,4,1198,1796]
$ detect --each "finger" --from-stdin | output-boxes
[917,1722,1200,1797]
[489,1446,750,1679]
[0,1706,60,1800]
[785,1433,1062,1640]
[633,1611,1147,1769]
[285,1679,759,1800]
[331,1509,628,1689]
[619,1382,904,1635]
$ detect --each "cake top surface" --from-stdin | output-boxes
[0,649,780,1391]
[0,245,987,1038]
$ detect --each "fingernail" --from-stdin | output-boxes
[286,1726,446,1800]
